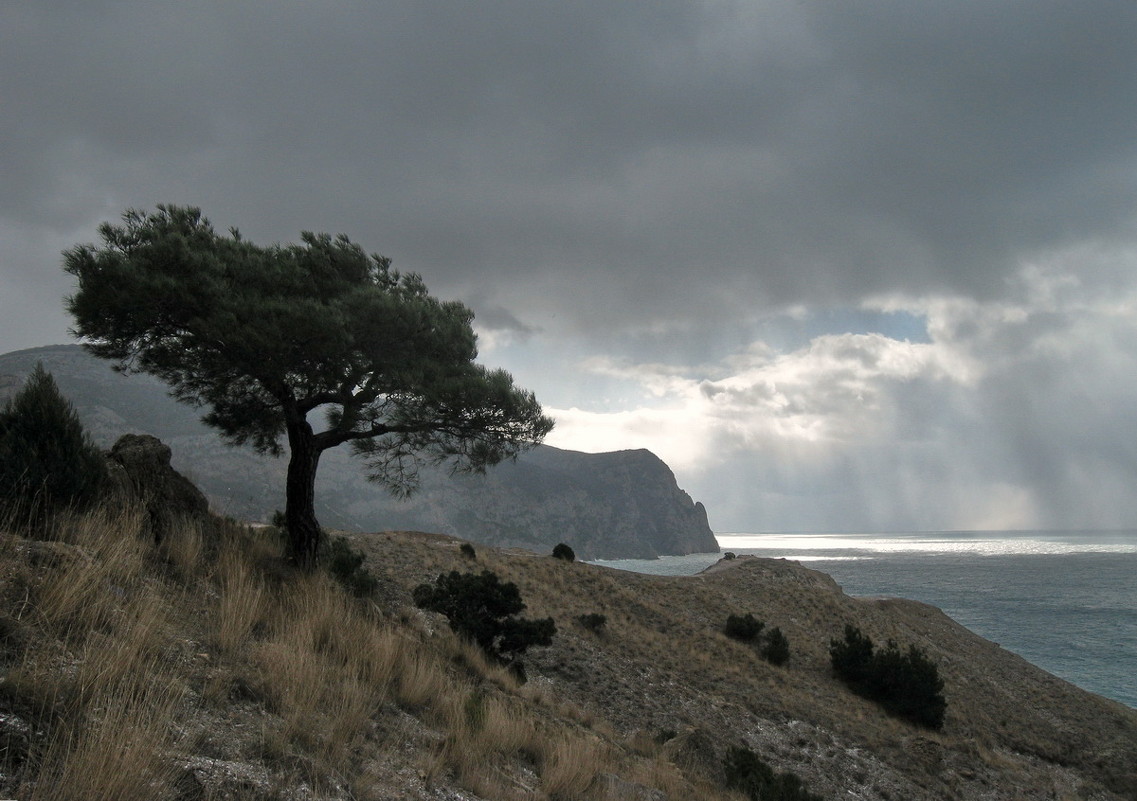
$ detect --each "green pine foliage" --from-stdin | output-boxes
[761,626,791,666]
[829,624,947,729]
[64,205,553,567]
[0,363,106,528]
[413,570,555,666]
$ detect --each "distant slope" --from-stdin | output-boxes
[355,532,1137,800]
[0,344,717,559]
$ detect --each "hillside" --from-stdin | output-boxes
[0,345,716,559]
[1,503,1134,800]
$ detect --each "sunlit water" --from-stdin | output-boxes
[591,531,1137,709]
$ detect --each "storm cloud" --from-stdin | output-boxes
[4,1,1137,531]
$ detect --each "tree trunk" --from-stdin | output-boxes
[285,420,324,569]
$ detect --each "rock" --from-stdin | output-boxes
[106,433,209,542]
[0,712,33,782]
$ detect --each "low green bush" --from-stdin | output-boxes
[413,570,555,666]
[551,542,575,561]
[725,614,792,665]
[577,613,607,633]
[761,626,790,666]
[459,542,477,560]
[724,613,765,642]
[723,745,822,801]
[829,624,946,729]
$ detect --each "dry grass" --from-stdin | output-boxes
[33,506,150,638]
[539,734,608,800]
[72,587,171,712]
[250,578,393,773]
[158,516,204,580]
[0,503,750,800]
[25,669,184,801]
[6,507,187,799]
[10,505,1125,800]
[394,648,451,711]
[215,547,269,654]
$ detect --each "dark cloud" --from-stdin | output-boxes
[4,2,1137,531]
[8,1,1135,329]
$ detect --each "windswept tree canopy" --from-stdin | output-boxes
[64,205,553,563]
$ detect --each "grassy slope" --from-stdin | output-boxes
[1,506,1134,800]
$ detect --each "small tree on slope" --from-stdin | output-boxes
[64,205,553,566]
[0,363,106,528]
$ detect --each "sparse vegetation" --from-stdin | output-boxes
[2,503,765,800]
[551,542,575,561]
[0,426,1126,799]
[830,624,947,730]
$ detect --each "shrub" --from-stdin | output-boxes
[459,542,476,560]
[577,613,607,634]
[723,745,822,801]
[726,614,792,665]
[413,570,555,666]
[0,363,107,529]
[761,626,790,666]
[551,542,575,562]
[324,536,379,597]
[829,624,946,730]
[723,552,736,560]
[724,613,764,643]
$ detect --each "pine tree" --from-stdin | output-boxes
[65,205,552,566]
[0,363,106,528]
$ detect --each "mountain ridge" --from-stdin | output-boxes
[0,344,717,559]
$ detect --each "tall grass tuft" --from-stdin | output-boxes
[34,505,150,639]
[215,547,268,654]
[540,735,606,800]
[25,671,183,801]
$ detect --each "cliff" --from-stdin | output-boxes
[0,345,716,559]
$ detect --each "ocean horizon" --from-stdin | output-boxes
[592,529,1137,710]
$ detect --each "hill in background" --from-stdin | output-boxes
[0,345,716,560]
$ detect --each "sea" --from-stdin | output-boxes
[591,530,1137,710]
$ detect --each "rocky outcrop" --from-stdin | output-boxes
[372,446,719,559]
[106,433,210,541]
[1,345,718,559]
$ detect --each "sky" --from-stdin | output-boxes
[4,1,1137,533]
